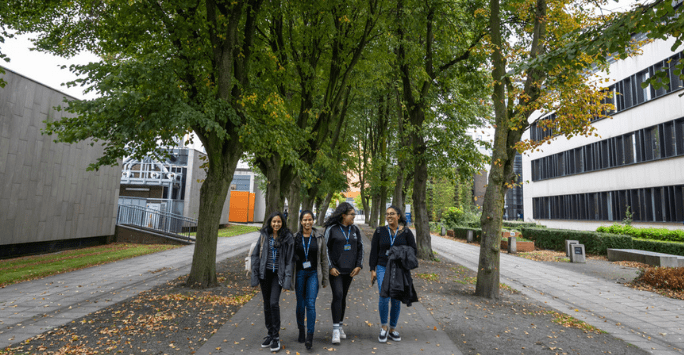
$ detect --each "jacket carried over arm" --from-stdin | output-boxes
[380,245,419,306]
[250,229,295,290]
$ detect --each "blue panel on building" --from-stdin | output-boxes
[231,175,251,191]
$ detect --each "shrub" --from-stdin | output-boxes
[597,224,684,243]
[636,267,684,290]
[451,226,482,243]
[632,238,684,257]
[520,227,631,255]
[442,207,465,229]
[429,221,440,233]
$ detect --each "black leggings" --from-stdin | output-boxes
[260,269,282,338]
[330,273,354,324]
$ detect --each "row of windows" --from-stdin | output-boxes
[529,51,684,142]
[532,117,684,181]
[532,185,684,222]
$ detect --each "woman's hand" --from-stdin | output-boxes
[370,270,377,284]
[330,268,340,277]
[350,267,362,277]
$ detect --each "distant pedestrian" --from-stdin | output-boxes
[369,205,417,343]
[323,202,364,345]
[293,210,329,350]
[283,209,289,221]
[250,211,294,353]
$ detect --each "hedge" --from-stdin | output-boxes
[520,227,632,255]
[502,221,541,230]
[632,238,684,257]
[451,226,482,243]
[596,225,684,243]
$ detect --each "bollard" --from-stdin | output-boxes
[565,240,579,257]
[508,236,517,254]
[466,230,474,243]
[440,226,446,236]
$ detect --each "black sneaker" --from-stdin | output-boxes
[305,333,313,350]
[270,337,281,352]
[388,330,401,341]
[378,328,388,343]
[261,335,272,348]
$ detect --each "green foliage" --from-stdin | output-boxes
[429,178,457,222]
[520,227,632,255]
[632,238,684,257]
[442,207,465,229]
[597,225,684,243]
[502,221,541,231]
[623,206,633,226]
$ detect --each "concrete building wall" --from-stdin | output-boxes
[522,38,684,230]
[0,68,121,245]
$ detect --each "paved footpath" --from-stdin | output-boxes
[431,234,684,355]
[0,232,258,348]
[197,226,463,355]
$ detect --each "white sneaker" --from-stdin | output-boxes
[378,328,388,343]
[332,329,341,344]
[339,327,346,339]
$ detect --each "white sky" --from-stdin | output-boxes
[2,33,100,100]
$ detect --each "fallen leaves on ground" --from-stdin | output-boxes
[1,256,256,355]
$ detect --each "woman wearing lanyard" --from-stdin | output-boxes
[369,205,416,343]
[323,202,363,345]
[293,210,329,350]
[250,211,294,353]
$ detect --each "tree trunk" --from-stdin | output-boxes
[412,150,433,260]
[287,175,301,232]
[186,155,237,288]
[361,183,371,225]
[317,191,334,226]
[370,192,380,228]
[301,188,315,213]
[379,166,388,227]
[263,153,284,225]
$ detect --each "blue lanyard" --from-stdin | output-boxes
[339,225,351,244]
[387,226,398,247]
[270,237,277,272]
[302,235,312,261]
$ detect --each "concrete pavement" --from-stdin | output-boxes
[196,226,463,355]
[0,232,258,348]
[431,234,684,355]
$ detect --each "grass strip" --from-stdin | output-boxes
[0,243,178,287]
[188,224,260,238]
[0,244,136,272]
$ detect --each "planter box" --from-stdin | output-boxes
[500,240,535,252]
[447,230,455,238]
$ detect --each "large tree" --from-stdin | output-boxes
[476,0,684,298]
[5,0,286,288]
[394,0,490,259]
[253,0,382,226]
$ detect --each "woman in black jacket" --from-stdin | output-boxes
[323,202,363,345]
[293,210,329,350]
[250,211,294,353]
[369,205,417,343]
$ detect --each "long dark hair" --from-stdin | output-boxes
[262,211,290,241]
[298,210,317,234]
[387,204,407,226]
[323,202,355,228]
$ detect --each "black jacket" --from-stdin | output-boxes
[324,224,364,275]
[380,245,419,306]
[250,229,295,290]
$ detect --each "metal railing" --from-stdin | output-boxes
[117,204,198,240]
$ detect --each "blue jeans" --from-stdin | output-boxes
[376,265,401,328]
[295,269,319,333]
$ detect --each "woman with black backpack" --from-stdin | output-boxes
[323,202,364,345]
[250,211,294,353]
